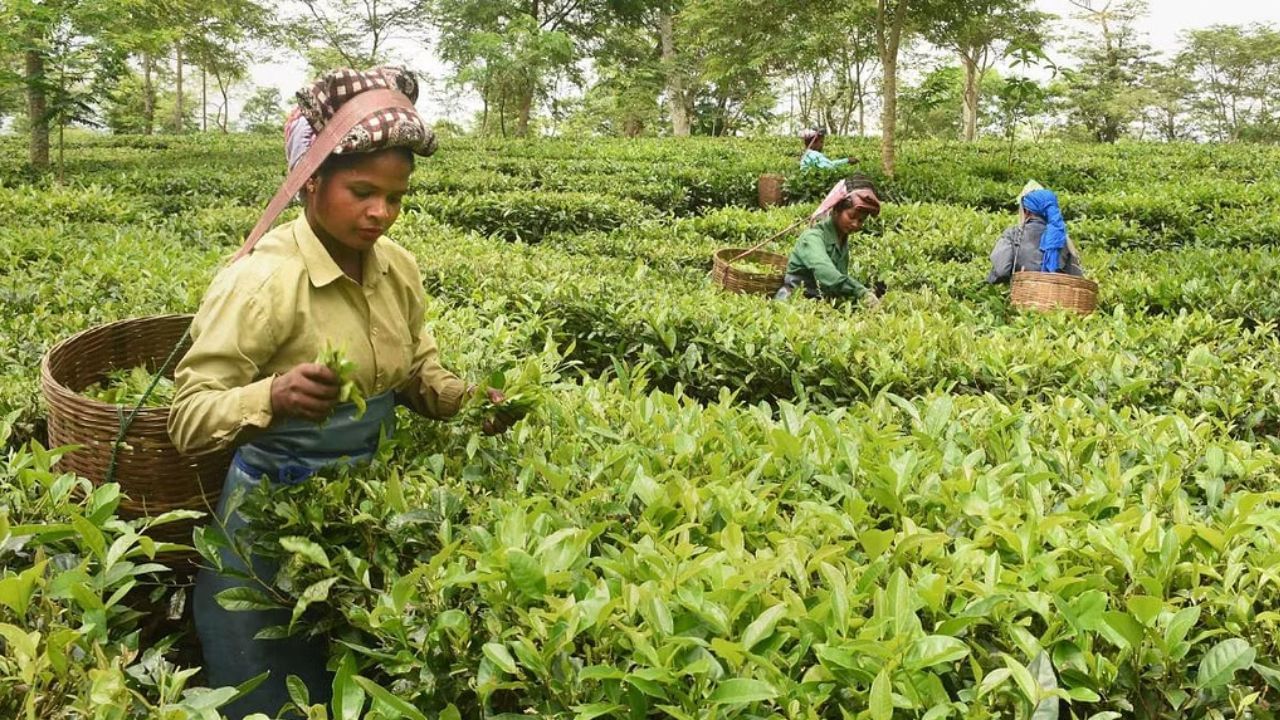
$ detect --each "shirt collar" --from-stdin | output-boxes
[292,215,390,288]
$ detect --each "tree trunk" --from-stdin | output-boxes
[660,12,691,137]
[142,52,155,135]
[24,46,50,171]
[201,65,207,132]
[961,54,979,141]
[173,42,184,133]
[877,0,908,178]
[515,82,533,137]
[57,54,66,182]
[880,62,897,176]
[219,75,230,132]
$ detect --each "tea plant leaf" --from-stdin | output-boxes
[741,603,788,651]
[507,548,547,598]
[280,536,331,570]
[869,669,893,720]
[484,642,520,675]
[1127,596,1163,627]
[1196,638,1256,690]
[287,675,311,709]
[354,675,429,720]
[571,702,626,720]
[708,678,778,705]
[215,586,282,612]
[1100,612,1145,650]
[906,635,970,670]
[859,528,896,558]
[332,652,365,720]
[1028,652,1059,720]
[225,672,270,708]
[1004,655,1039,705]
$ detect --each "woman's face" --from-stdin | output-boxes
[834,204,868,235]
[810,135,825,151]
[308,149,413,253]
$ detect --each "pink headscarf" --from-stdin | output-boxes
[811,180,880,221]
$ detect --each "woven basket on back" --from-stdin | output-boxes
[757,174,784,208]
[41,314,230,546]
[712,247,788,295]
[1011,271,1099,316]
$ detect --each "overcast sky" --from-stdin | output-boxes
[1039,0,1280,50]
[245,0,1280,128]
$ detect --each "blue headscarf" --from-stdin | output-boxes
[1021,189,1067,273]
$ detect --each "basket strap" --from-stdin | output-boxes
[232,88,416,263]
[728,217,808,265]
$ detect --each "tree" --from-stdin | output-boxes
[4,0,80,169]
[607,0,780,137]
[429,0,604,137]
[1143,59,1193,142]
[240,85,284,133]
[581,24,664,137]
[1061,0,1153,143]
[287,0,427,71]
[679,0,781,136]
[657,6,694,136]
[1178,24,1280,142]
[874,0,915,176]
[921,0,1048,141]
[989,74,1049,159]
[780,0,880,136]
[2,0,125,171]
[184,1,274,133]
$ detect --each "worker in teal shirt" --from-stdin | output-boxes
[799,127,855,170]
[776,176,881,305]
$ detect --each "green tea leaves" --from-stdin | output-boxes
[1196,638,1256,691]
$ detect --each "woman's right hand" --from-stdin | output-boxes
[270,363,340,422]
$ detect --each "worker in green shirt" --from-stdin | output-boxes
[775,175,882,305]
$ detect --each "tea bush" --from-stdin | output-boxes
[3,133,1280,719]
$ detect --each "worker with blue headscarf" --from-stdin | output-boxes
[986,180,1084,284]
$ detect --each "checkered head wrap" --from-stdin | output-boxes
[283,66,437,171]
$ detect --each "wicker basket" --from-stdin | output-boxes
[758,174,784,208]
[41,314,230,546]
[712,247,788,295]
[1011,272,1099,316]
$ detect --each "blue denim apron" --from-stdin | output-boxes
[194,392,395,719]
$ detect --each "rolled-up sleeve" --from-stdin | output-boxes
[168,272,279,453]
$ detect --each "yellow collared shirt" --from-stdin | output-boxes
[168,215,466,454]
